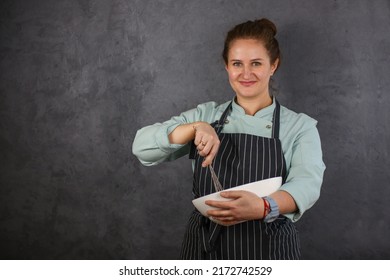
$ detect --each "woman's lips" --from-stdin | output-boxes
[239,81,256,87]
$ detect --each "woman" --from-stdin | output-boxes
[132,18,325,260]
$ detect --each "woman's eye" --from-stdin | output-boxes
[232,62,242,67]
[252,62,261,66]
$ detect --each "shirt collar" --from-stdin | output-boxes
[231,97,276,118]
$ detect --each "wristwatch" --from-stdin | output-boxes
[263,196,279,223]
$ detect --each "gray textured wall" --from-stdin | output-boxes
[1,0,389,259]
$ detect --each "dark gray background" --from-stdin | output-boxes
[1,0,389,259]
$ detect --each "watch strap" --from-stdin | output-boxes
[263,196,279,223]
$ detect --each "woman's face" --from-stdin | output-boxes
[225,39,278,102]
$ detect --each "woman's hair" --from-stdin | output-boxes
[222,18,281,67]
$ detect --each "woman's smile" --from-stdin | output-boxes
[239,80,257,87]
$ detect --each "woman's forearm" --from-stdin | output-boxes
[270,190,298,215]
[168,121,202,144]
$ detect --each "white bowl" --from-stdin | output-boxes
[192,176,282,217]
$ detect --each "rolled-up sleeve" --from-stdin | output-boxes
[132,122,188,166]
[280,118,326,222]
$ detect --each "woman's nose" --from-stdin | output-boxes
[242,65,252,79]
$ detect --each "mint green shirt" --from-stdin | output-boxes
[132,98,325,222]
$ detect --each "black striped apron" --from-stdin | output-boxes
[180,100,301,260]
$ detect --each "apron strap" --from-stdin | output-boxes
[272,99,281,139]
[214,102,233,134]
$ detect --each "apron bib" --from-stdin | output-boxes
[180,100,301,260]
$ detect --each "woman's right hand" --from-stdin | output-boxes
[193,122,220,167]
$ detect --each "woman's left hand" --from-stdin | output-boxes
[205,190,264,226]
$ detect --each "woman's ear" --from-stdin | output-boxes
[271,58,279,73]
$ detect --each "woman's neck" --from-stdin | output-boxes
[236,95,273,116]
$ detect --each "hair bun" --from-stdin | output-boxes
[255,18,277,37]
